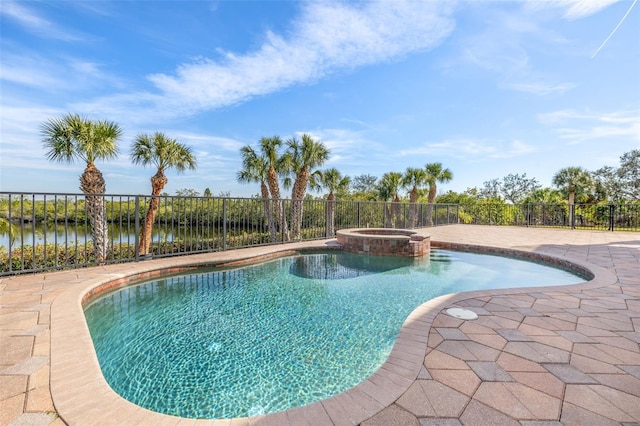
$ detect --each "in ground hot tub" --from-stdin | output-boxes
[336,228,430,257]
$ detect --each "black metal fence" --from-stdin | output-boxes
[460,203,640,231]
[0,192,458,275]
[2,192,638,276]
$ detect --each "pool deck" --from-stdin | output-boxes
[1,225,639,425]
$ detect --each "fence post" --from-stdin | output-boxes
[570,204,575,229]
[609,204,615,231]
[134,196,140,260]
[383,202,387,228]
[325,200,330,239]
[357,202,361,228]
[222,198,227,251]
[282,200,286,244]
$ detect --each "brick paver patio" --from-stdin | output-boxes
[1,225,639,425]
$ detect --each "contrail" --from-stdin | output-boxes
[592,0,637,58]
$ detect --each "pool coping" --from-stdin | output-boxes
[48,232,619,425]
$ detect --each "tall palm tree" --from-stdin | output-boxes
[131,132,197,255]
[259,136,288,239]
[425,162,453,226]
[238,145,276,242]
[552,166,594,226]
[378,172,403,228]
[41,113,122,264]
[282,134,330,240]
[319,168,350,237]
[552,166,593,205]
[402,167,427,228]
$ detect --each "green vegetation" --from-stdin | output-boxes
[131,132,197,255]
[3,112,640,275]
[41,114,123,264]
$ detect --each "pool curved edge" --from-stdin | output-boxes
[49,236,617,425]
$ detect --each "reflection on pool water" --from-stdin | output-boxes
[84,249,586,419]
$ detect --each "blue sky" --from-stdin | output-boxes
[1,0,639,198]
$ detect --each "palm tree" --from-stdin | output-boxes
[131,132,197,256]
[378,172,403,228]
[425,162,453,226]
[282,134,330,240]
[238,145,276,242]
[319,168,350,237]
[259,136,288,239]
[552,166,594,205]
[402,167,427,228]
[552,166,594,226]
[41,113,122,264]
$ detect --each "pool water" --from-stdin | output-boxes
[84,249,585,419]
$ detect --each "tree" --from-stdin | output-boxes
[425,162,453,226]
[259,136,288,238]
[552,166,594,226]
[552,166,593,205]
[501,173,541,204]
[319,168,350,236]
[175,188,200,197]
[203,188,212,198]
[238,145,276,242]
[131,132,197,255]
[402,167,427,228]
[378,172,403,228]
[480,179,502,200]
[618,149,640,200]
[425,162,453,203]
[522,188,564,204]
[350,174,378,201]
[41,113,122,264]
[592,166,622,202]
[282,134,330,239]
[352,174,378,194]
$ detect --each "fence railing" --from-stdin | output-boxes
[459,203,640,231]
[2,193,638,276]
[0,192,458,275]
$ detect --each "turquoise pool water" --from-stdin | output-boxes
[84,249,585,419]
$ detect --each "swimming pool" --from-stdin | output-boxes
[84,249,586,419]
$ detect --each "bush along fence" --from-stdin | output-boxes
[459,202,640,231]
[1,192,638,275]
[0,192,459,275]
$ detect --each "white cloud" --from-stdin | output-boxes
[452,1,624,96]
[538,108,640,144]
[526,0,622,20]
[75,1,455,121]
[0,48,125,94]
[509,81,575,95]
[171,132,244,153]
[0,1,86,41]
[399,138,536,160]
[294,127,389,169]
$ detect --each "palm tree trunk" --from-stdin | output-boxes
[267,167,289,241]
[392,195,401,229]
[384,202,394,228]
[426,184,437,226]
[139,170,167,256]
[89,197,109,263]
[327,192,336,237]
[261,182,276,242]
[409,188,417,228]
[80,163,109,264]
[290,171,308,240]
[568,189,575,227]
